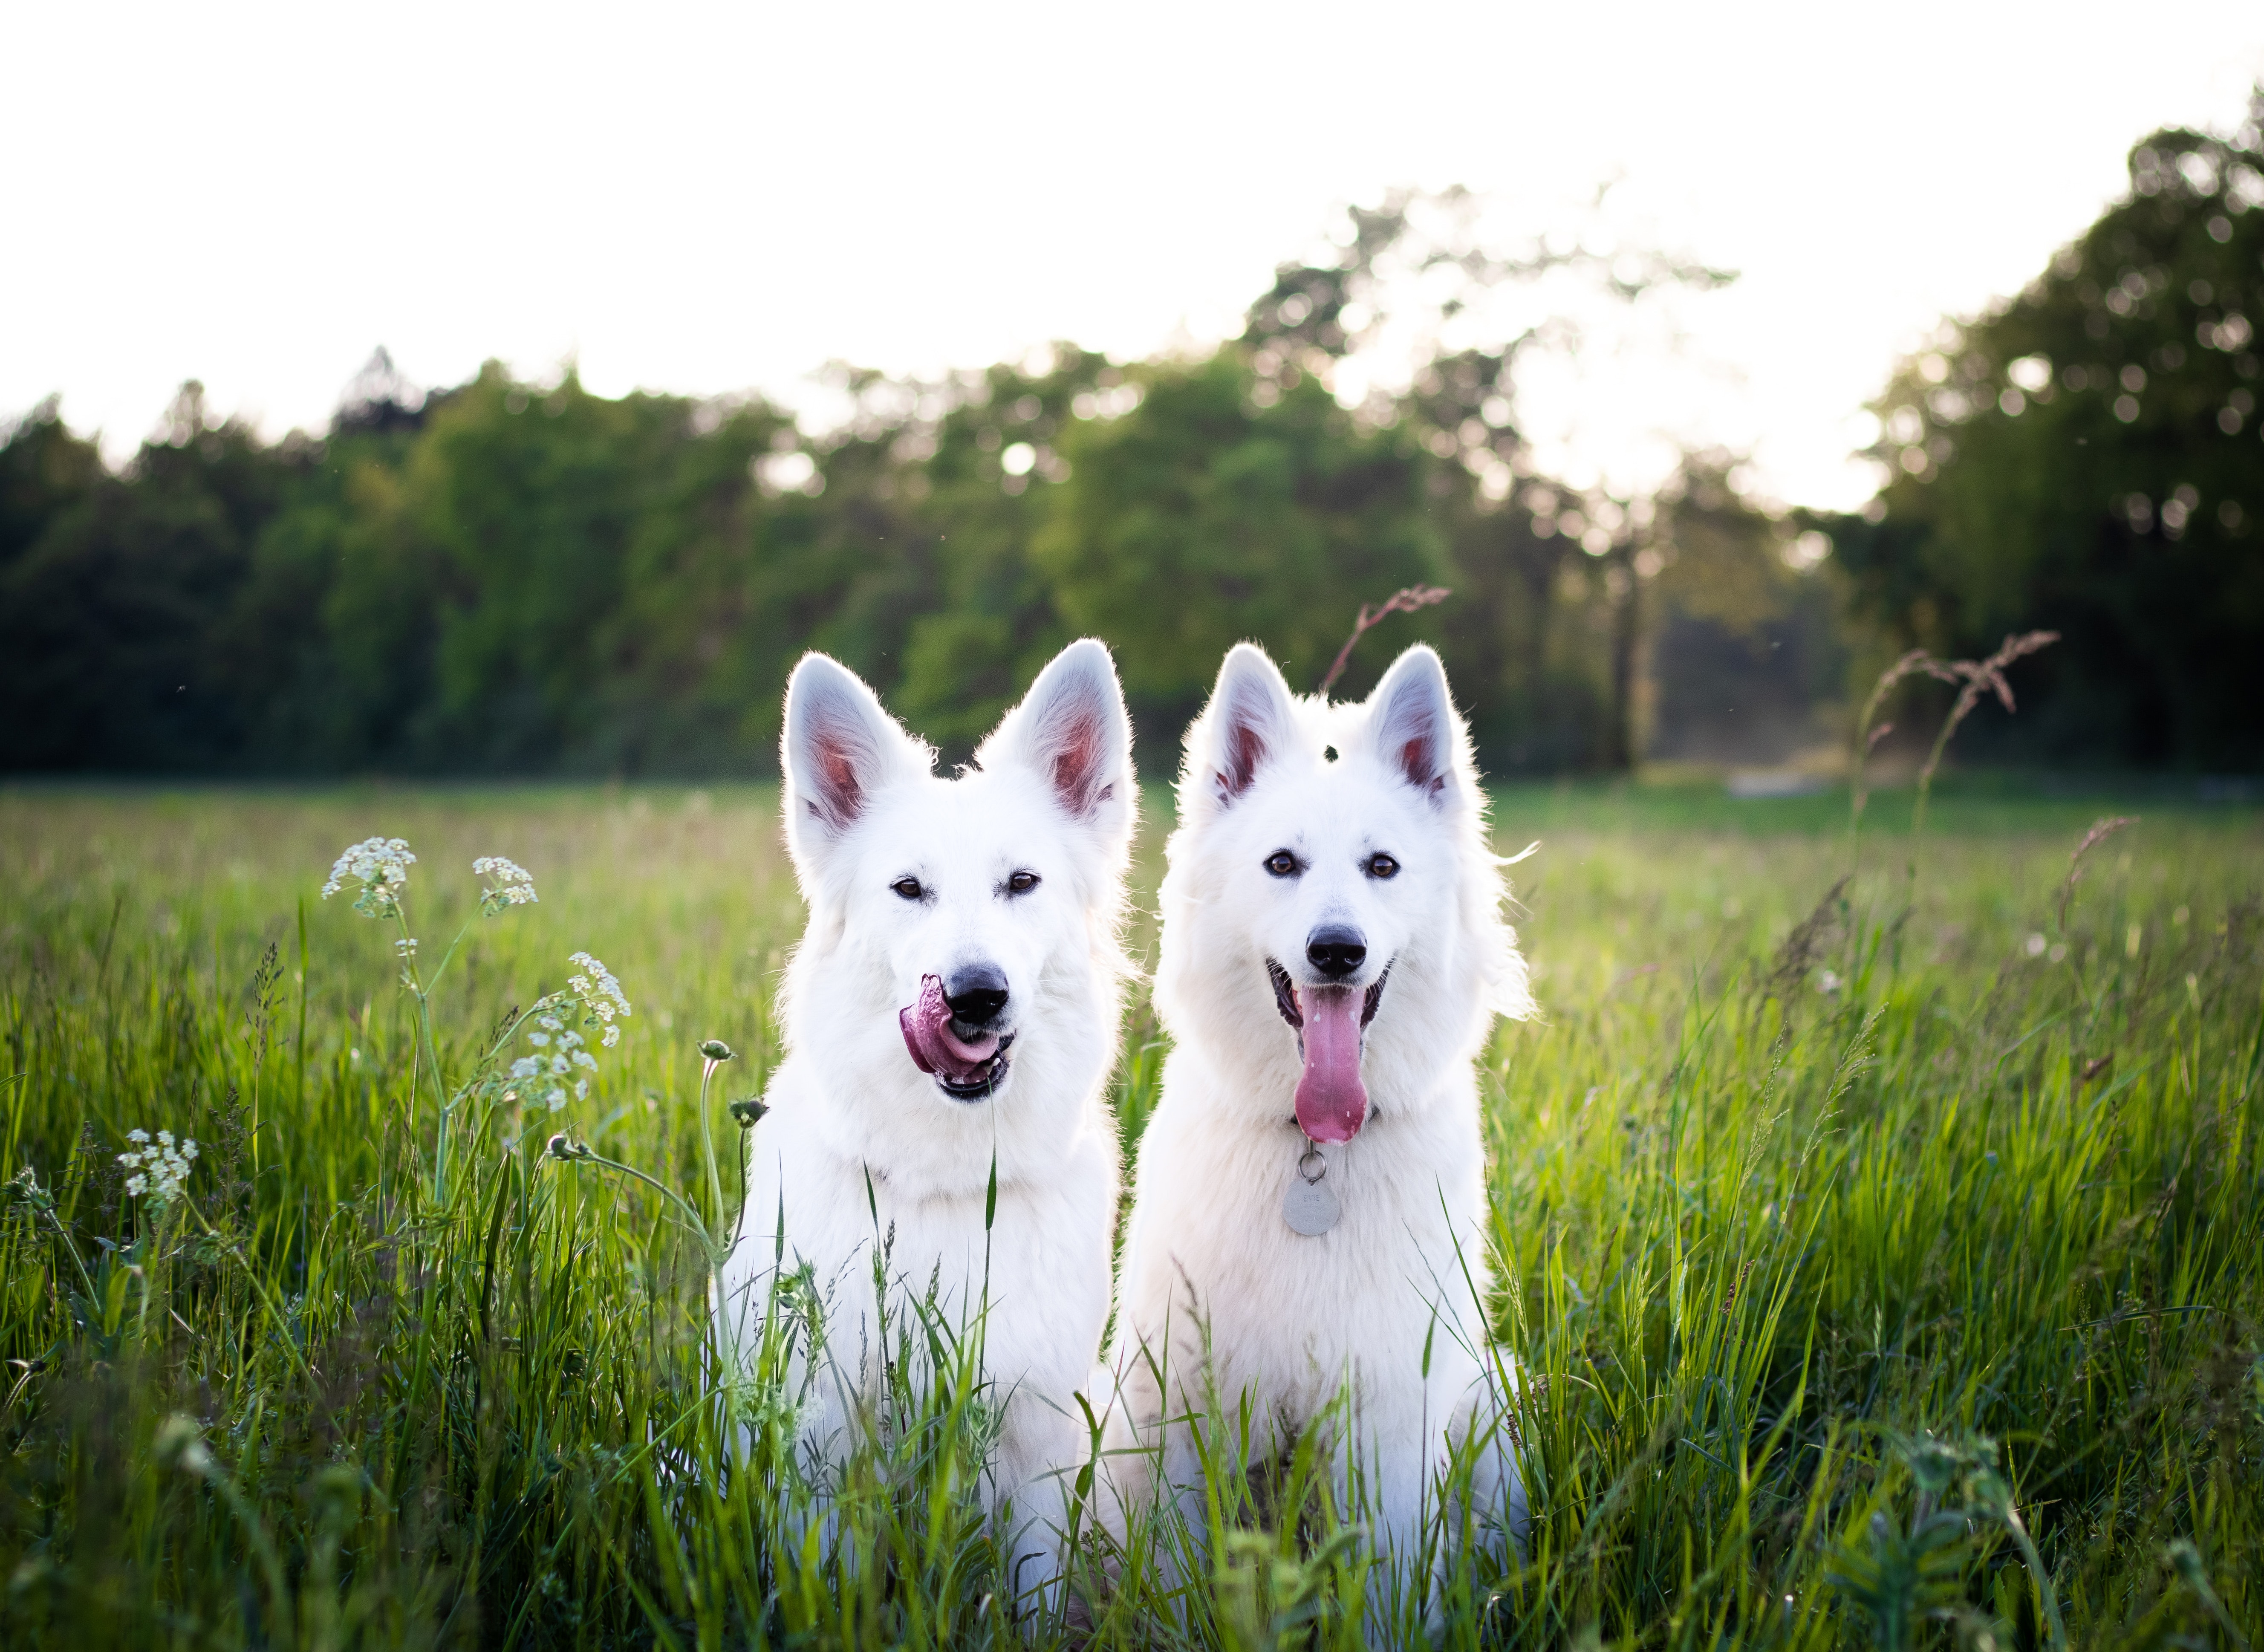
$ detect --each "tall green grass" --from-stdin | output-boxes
[0,781,2258,1648]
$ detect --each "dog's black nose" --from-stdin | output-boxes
[944,963,1010,1026]
[1306,925,1367,980]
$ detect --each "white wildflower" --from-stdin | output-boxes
[2024,932,2048,959]
[395,937,418,957]
[567,951,632,1045]
[117,1129,198,1207]
[498,956,634,1116]
[323,837,416,918]
[474,855,540,915]
[1817,969,1843,995]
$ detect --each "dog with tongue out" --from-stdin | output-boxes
[1101,641,1537,1632]
[710,639,1137,1619]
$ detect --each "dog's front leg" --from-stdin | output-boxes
[1347,1426,1439,1648]
[990,1389,1090,1625]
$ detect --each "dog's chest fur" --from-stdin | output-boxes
[731,1058,1118,1455]
[1118,1045,1492,1420]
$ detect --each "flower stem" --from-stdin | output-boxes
[551,1143,723,1271]
[395,910,454,1205]
[698,1058,726,1244]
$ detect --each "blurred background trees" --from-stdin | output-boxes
[3,102,2258,779]
[1832,95,2264,770]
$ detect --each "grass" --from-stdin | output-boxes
[0,776,2258,1649]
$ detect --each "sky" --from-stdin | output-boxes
[6,0,2262,510]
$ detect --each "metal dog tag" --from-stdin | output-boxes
[1282,1147,1340,1237]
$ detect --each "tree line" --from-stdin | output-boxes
[1837,97,2264,770]
[4,110,2259,779]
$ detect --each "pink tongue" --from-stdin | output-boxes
[1294,985,1368,1143]
[898,973,1001,1082]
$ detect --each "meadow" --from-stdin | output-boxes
[0,777,2258,1649]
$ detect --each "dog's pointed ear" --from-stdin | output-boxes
[1362,644,1469,809]
[979,638,1135,847]
[1187,643,1299,811]
[781,653,931,870]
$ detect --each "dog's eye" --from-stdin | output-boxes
[1006,870,1040,895]
[1264,850,1299,878]
[891,877,924,901]
[1366,853,1400,879]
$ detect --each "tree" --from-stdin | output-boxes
[0,384,306,770]
[0,398,102,574]
[1834,92,2264,767]
[1036,349,1442,754]
[403,365,694,768]
[891,347,1112,760]
[1239,187,1739,769]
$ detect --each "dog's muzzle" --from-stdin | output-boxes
[900,972,1016,1100]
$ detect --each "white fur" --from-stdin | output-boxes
[1103,641,1533,1609]
[712,639,1135,1603]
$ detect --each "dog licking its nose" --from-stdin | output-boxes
[1305,924,1366,980]
[900,972,1006,1086]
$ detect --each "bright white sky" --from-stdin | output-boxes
[7,1,2261,510]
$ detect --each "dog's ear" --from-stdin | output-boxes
[979,638,1135,847]
[1187,643,1299,811]
[780,653,931,869]
[1362,644,1468,808]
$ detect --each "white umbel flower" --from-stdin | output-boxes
[473,856,539,914]
[323,837,416,918]
[118,1129,199,1207]
[508,1017,595,1111]
[497,952,635,1116]
[567,951,632,1047]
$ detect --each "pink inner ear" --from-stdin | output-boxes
[1399,732,1435,788]
[1048,711,1107,817]
[1381,679,1449,794]
[1216,714,1267,803]
[806,722,867,832]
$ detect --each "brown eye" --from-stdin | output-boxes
[1366,853,1399,879]
[1007,870,1040,895]
[892,877,924,900]
[1265,850,1299,877]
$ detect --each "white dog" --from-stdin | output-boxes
[1104,641,1533,1617]
[712,639,1135,1604]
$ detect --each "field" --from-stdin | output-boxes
[1,778,2259,1649]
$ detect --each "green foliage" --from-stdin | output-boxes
[892,349,1113,755]
[1834,94,2264,767]
[0,384,312,769]
[0,193,1846,782]
[1038,351,1442,722]
[0,781,2259,1647]
[9,132,2263,778]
